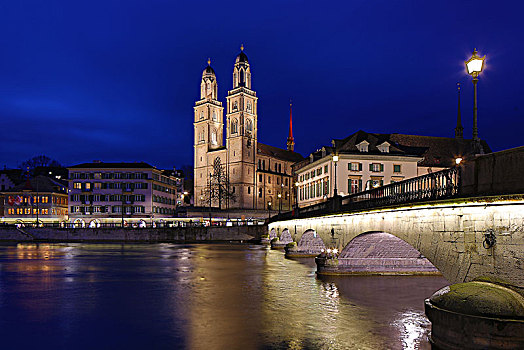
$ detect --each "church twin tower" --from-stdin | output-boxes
[194,47,300,210]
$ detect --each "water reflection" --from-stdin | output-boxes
[0,244,448,349]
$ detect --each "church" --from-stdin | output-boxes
[193,47,303,211]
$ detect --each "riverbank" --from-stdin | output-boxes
[0,225,265,243]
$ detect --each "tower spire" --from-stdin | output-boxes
[287,98,295,151]
[455,82,464,139]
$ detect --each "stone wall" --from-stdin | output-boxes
[0,225,266,243]
[461,146,524,196]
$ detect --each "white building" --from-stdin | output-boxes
[295,130,491,208]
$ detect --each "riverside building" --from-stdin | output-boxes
[193,47,303,211]
[295,130,490,208]
[67,162,178,226]
[1,175,68,223]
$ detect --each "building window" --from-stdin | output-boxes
[231,119,238,134]
[316,168,321,176]
[73,182,81,189]
[393,164,402,173]
[348,178,362,194]
[258,188,262,198]
[247,187,251,194]
[259,174,262,182]
[268,176,271,184]
[212,110,217,121]
[246,119,253,135]
[349,162,362,171]
[324,165,328,174]
[211,131,217,145]
[369,163,384,172]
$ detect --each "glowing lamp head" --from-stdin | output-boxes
[332,155,339,163]
[278,193,282,198]
[320,248,325,253]
[465,49,486,77]
[455,157,463,165]
[333,248,338,255]
[326,248,332,254]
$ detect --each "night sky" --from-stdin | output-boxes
[1,1,523,170]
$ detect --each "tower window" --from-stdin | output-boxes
[247,187,250,194]
[240,69,245,86]
[200,111,204,120]
[231,119,238,134]
[212,111,217,121]
[246,119,253,135]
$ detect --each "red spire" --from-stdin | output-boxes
[287,99,295,151]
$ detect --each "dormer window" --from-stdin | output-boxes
[357,140,369,152]
[377,141,390,153]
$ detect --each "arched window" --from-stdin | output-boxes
[211,130,217,145]
[233,101,238,111]
[212,110,217,121]
[231,119,238,134]
[246,119,253,134]
[200,111,204,120]
[240,69,245,86]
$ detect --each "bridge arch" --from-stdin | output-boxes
[334,231,439,275]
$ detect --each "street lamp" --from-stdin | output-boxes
[267,201,272,219]
[294,182,299,209]
[278,193,282,215]
[332,154,339,197]
[465,49,486,146]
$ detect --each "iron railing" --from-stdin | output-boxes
[341,166,461,211]
[269,166,461,222]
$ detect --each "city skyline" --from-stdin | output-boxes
[1,1,523,170]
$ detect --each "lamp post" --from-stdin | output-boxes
[267,201,272,219]
[332,154,339,197]
[278,193,282,215]
[294,182,299,209]
[465,49,486,151]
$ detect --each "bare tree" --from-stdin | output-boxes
[19,155,61,173]
[202,157,235,209]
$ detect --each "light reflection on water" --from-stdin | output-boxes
[0,243,448,349]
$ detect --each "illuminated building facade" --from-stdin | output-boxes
[295,130,491,208]
[193,47,303,211]
[2,175,68,222]
[68,162,178,224]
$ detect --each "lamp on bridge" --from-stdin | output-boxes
[267,201,272,219]
[455,157,463,165]
[465,49,486,149]
[332,154,339,197]
[277,193,282,215]
[294,182,299,209]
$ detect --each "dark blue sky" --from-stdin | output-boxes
[1,0,523,169]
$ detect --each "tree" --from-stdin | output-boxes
[19,155,62,174]
[202,157,235,209]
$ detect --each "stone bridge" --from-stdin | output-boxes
[269,194,524,286]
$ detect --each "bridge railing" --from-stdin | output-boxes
[340,166,461,211]
[269,166,461,222]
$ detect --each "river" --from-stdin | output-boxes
[0,243,448,349]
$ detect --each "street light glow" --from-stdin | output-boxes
[465,49,485,77]
[332,155,339,162]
